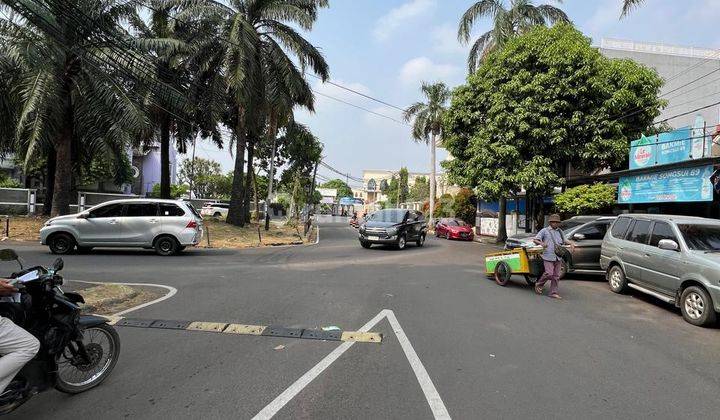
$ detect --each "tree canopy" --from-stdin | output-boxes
[554,184,616,215]
[443,24,665,203]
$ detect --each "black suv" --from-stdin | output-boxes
[358,209,427,250]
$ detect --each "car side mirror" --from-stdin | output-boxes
[658,239,679,251]
[78,212,89,219]
[572,233,585,241]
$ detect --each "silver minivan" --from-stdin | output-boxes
[40,199,204,256]
[601,214,720,327]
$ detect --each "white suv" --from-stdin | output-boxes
[40,199,204,256]
[200,202,229,218]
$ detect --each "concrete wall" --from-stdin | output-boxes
[600,38,720,129]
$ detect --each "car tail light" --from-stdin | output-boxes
[186,220,199,229]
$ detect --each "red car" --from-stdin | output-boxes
[435,218,474,241]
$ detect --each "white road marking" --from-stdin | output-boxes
[385,310,451,419]
[252,309,451,419]
[69,280,177,316]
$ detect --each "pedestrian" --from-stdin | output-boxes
[532,214,574,299]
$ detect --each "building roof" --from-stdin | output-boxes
[600,38,720,61]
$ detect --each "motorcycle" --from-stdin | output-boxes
[0,249,120,415]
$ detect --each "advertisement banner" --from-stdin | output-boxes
[629,116,710,169]
[618,165,714,204]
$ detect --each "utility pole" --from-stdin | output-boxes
[189,133,197,199]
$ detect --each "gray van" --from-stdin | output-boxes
[601,214,720,327]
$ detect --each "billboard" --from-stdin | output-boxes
[629,116,711,170]
[618,165,714,204]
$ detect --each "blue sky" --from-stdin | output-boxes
[197,0,720,189]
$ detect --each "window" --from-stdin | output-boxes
[367,179,377,191]
[125,203,158,217]
[576,222,608,240]
[649,222,677,247]
[559,220,584,231]
[446,220,459,226]
[678,224,720,251]
[159,203,185,217]
[627,220,651,244]
[89,203,124,218]
[611,217,632,239]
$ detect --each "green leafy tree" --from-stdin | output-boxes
[151,183,188,199]
[398,167,409,204]
[404,83,450,227]
[457,0,570,72]
[554,184,616,215]
[178,157,224,198]
[320,179,353,199]
[444,24,665,240]
[452,188,478,226]
[409,176,430,202]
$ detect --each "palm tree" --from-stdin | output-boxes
[403,82,450,230]
[1,1,156,216]
[457,0,570,72]
[180,0,329,227]
[129,1,224,199]
[621,0,644,16]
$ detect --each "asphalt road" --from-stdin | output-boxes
[6,216,720,419]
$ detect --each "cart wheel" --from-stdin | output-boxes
[524,275,537,287]
[494,261,512,286]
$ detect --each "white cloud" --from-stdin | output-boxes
[398,57,460,86]
[431,23,467,56]
[373,0,436,41]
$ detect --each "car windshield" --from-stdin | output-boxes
[678,224,720,251]
[368,209,405,223]
[560,220,584,230]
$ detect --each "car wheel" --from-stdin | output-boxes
[154,236,179,256]
[397,234,407,250]
[524,274,537,287]
[49,233,75,255]
[494,261,511,286]
[680,286,717,327]
[360,240,371,249]
[607,265,628,294]
[416,233,426,247]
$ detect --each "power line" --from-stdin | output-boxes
[313,91,410,126]
[306,73,406,112]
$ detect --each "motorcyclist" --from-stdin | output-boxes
[0,279,40,396]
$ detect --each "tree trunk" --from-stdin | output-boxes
[51,98,74,217]
[265,112,278,231]
[497,196,508,243]
[43,147,56,216]
[226,108,247,227]
[160,115,171,199]
[242,137,255,224]
[429,133,437,229]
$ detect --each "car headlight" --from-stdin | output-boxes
[386,227,397,236]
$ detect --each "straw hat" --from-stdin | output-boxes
[548,214,562,223]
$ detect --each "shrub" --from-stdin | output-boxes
[554,183,616,215]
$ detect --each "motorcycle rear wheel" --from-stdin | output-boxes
[55,324,120,394]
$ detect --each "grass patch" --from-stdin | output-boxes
[78,283,164,316]
[1,216,46,242]
[202,218,306,249]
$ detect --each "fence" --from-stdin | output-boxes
[0,188,39,215]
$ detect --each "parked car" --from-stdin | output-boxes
[601,214,720,327]
[40,199,204,256]
[200,202,229,218]
[358,209,427,250]
[507,215,616,279]
[435,218,474,241]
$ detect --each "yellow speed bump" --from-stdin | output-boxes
[186,322,228,332]
[223,324,266,335]
[102,315,123,326]
[341,331,382,343]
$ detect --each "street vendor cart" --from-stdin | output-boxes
[484,246,545,287]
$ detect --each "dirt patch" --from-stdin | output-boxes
[201,218,306,249]
[1,216,46,242]
[73,283,164,316]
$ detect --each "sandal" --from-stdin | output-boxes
[549,293,563,300]
[534,285,543,295]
